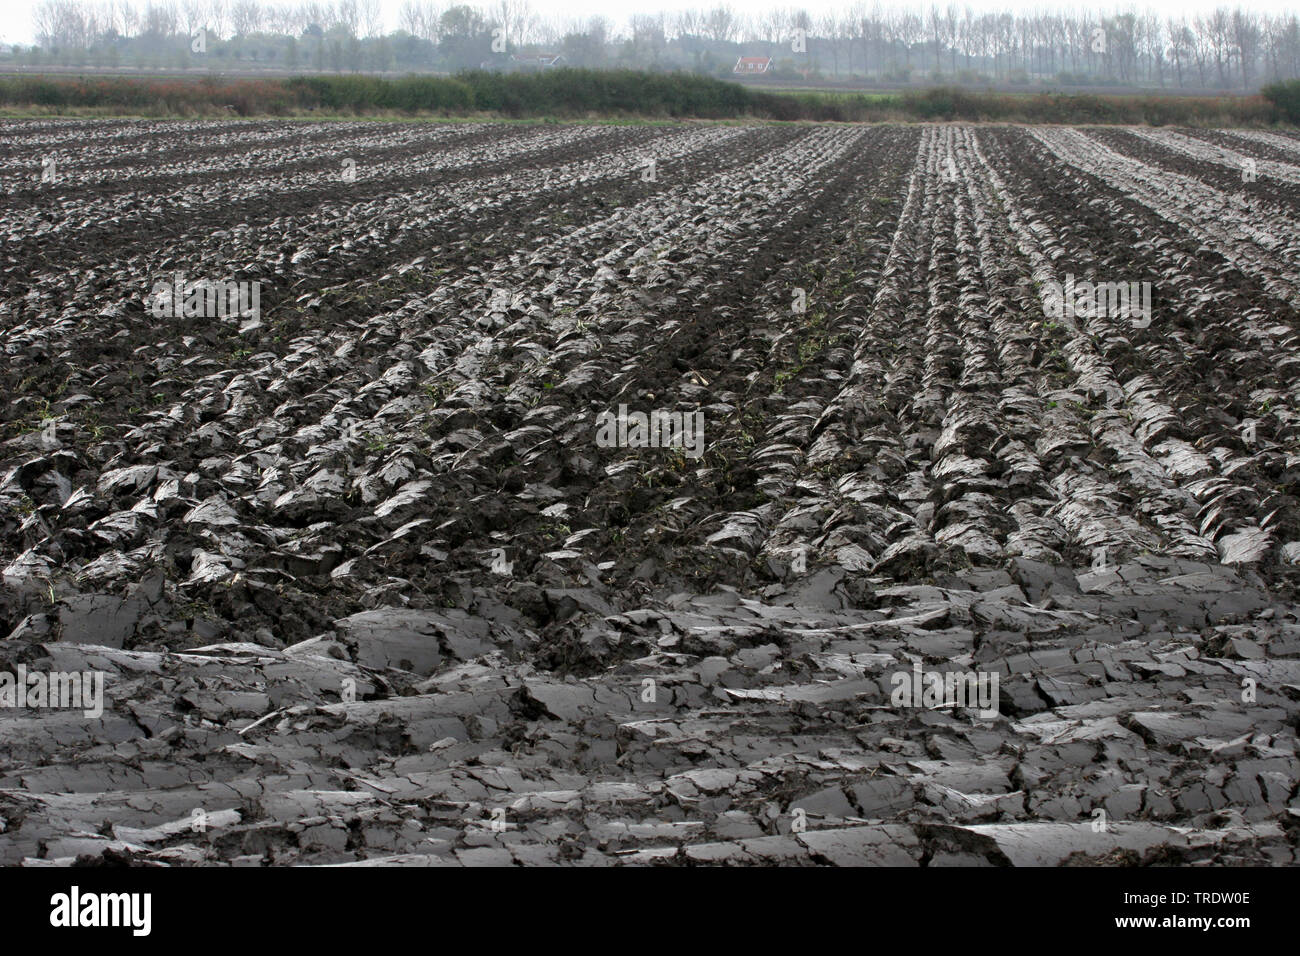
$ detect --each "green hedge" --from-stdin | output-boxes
[0,71,1283,125]
[1262,79,1300,123]
[0,70,762,118]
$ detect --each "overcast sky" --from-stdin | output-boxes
[4,0,1297,46]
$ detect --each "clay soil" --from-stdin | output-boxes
[2,120,1299,866]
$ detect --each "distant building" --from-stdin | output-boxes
[733,56,772,75]
[511,53,566,70]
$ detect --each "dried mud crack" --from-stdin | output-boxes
[2,121,1299,867]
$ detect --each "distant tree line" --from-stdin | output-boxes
[18,0,1300,92]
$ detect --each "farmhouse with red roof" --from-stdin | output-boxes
[733,56,772,75]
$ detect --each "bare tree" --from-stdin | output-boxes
[334,0,359,36]
[179,0,204,34]
[1109,13,1138,84]
[34,0,90,47]
[398,1,439,40]
[141,1,180,38]
[398,1,421,35]
[491,0,536,47]
[928,4,949,74]
[1167,17,1191,87]
[358,0,382,37]
[1138,12,1164,85]
[629,12,666,66]
[702,5,735,44]
[1200,9,1232,88]
[533,14,563,48]
[205,0,226,38]
[230,0,262,35]
[120,0,141,36]
[672,8,702,40]
[1233,9,1259,90]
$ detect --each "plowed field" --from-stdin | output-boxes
[3,120,1299,866]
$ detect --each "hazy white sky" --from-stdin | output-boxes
[4,0,1297,45]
